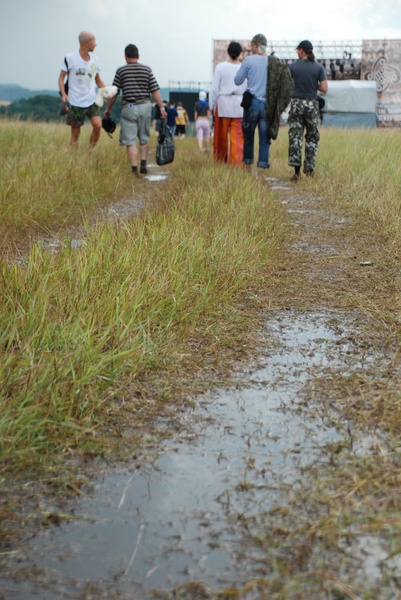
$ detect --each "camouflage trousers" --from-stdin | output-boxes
[288,98,320,171]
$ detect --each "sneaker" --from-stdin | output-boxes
[290,172,300,181]
[132,166,140,177]
[303,167,314,177]
[140,162,147,174]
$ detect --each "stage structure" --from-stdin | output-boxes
[212,39,401,127]
[213,40,363,81]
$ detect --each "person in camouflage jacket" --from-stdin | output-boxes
[265,54,294,141]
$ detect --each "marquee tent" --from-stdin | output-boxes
[321,80,378,128]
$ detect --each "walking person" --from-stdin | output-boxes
[288,40,328,180]
[104,44,166,176]
[175,102,190,139]
[166,100,178,136]
[209,41,246,166]
[234,33,270,171]
[194,91,211,152]
[58,31,106,149]
[154,100,168,137]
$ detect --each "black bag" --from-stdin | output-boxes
[240,90,253,109]
[59,57,69,97]
[156,120,175,166]
[102,117,117,137]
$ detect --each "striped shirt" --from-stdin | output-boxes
[112,62,160,106]
[234,54,268,103]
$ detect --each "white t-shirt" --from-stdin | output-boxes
[62,51,101,108]
[209,61,246,118]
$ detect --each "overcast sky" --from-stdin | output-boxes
[2,0,401,91]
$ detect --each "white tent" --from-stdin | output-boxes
[321,80,378,128]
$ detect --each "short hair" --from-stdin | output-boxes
[125,44,139,58]
[79,31,94,45]
[227,41,242,60]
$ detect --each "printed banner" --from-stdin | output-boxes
[362,39,401,127]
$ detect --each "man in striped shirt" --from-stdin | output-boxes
[234,33,270,170]
[105,44,166,176]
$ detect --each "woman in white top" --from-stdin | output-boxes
[209,41,246,165]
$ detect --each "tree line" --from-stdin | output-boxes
[0,95,122,122]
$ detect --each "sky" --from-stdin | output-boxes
[2,0,401,91]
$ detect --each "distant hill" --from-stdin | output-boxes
[0,84,59,102]
[0,84,171,103]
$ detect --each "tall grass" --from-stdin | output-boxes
[271,126,401,246]
[2,121,401,472]
[0,121,286,470]
[0,120,133,244]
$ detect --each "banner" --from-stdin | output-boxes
[362,39,401,127]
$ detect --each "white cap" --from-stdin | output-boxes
[199,91,207,100]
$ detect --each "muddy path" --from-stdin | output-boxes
[1,173,400,599]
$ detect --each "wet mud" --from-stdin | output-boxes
[1,174,399,599]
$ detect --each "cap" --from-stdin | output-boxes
[251,33,267,47]
[297,40,313,51]
[199,91,207,100]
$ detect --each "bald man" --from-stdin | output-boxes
[58,31,106,149]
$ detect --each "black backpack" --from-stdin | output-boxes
[59,57,69,96]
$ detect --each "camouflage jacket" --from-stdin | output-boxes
[266,55,294,140]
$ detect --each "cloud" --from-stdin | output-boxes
[1,0,401,90]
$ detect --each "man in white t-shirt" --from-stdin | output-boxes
[58,31,105,149]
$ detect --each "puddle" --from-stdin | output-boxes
[0,310,387,600]
[40,198,148,255]
[144,173,169,182]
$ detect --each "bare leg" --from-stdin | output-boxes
[70,125,81,148]
[89,115,102,150]
[126,144,138,167]
[139,142,149,162]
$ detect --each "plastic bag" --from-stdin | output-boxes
[156,120,175,166]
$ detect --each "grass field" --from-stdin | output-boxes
[2,119,401,598]
[0,120,287,471]
[1,120,401,474]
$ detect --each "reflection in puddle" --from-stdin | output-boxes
[0,312,389,599]
[144,173,168,182]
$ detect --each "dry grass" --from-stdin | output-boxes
[0,122,287,473]
[2,122,401,599]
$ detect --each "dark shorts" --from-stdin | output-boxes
[66,103,101,127]
[176,124,186,135]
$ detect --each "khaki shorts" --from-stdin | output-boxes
[66,103,100,127]
[120,102,152,146]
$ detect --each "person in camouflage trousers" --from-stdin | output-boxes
[288,40,328,180]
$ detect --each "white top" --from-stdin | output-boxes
[209,61,246,118]
[62,51,101,108]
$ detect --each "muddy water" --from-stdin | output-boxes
[40,166,169,255]
[1,310,379,600]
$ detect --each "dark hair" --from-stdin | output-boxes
[306,49,315,62]
[227,41,242,60]
[125,44,139,58]
[297,40,315,62]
